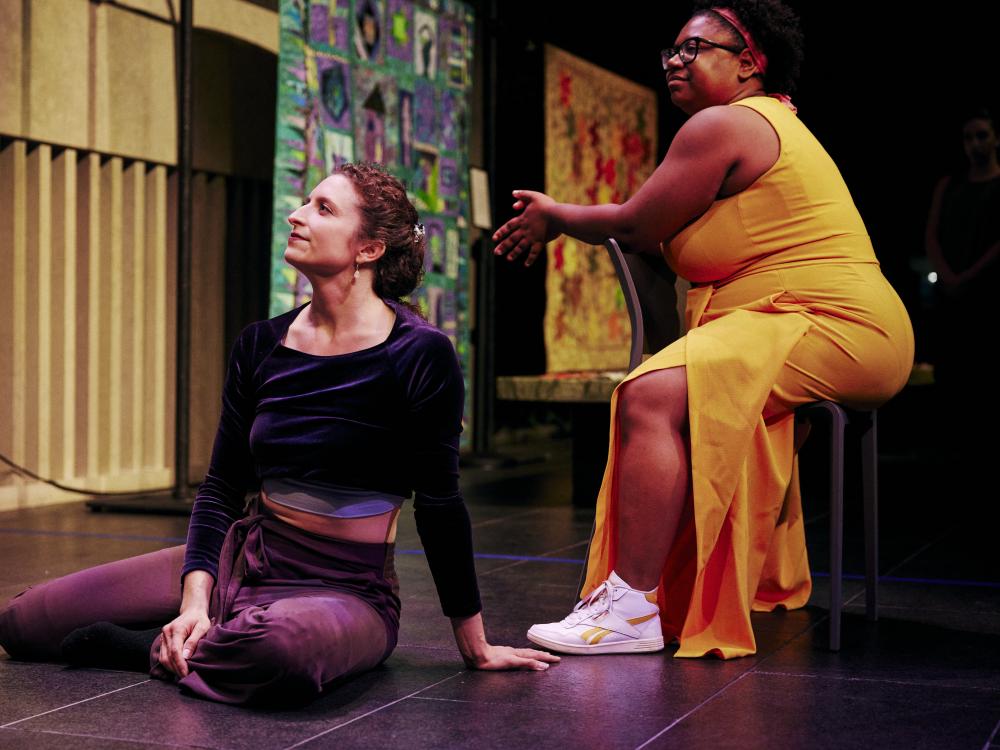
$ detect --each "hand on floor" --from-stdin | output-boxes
[465,644,561,672]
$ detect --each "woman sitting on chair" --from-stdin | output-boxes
[493,0,913,658]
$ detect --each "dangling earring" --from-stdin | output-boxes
[353,262,360,283]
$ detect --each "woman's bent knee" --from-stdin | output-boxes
[619,367,688,433]
[0,588,38,659]
[180,597,388,705]
[252,598,387,681]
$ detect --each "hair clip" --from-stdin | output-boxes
[414,223,425,240]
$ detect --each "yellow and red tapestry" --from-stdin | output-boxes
[544,46,657,372]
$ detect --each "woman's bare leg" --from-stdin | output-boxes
[525,367,688,654]
[613,366,689,591]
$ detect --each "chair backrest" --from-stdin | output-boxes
[603,238,682,371]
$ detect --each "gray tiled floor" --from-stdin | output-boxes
[1,440,998,749]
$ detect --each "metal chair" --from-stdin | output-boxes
[795,401,879,650]
[595,238,879,651]
[602,237,680,371]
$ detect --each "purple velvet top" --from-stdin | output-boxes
[183,299,481,617]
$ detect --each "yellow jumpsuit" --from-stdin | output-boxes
[582,97,915,658]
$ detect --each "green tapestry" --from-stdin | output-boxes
[270,0,475,430]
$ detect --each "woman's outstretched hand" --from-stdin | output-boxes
[451,611,559,671]
[492,190,559,267]
[464,643,561,672]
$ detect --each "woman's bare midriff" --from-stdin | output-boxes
[261,491,399,544]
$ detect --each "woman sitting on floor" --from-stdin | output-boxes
[0,163,557,705]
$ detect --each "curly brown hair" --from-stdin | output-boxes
[691,0,804,95]
[336,162,425,301]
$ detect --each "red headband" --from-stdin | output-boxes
[710,7,797,113]
[711,7,768,74]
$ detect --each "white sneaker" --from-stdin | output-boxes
[527,572,664,655]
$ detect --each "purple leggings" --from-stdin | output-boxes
[0,505,401,705]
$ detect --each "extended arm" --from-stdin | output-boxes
[492,106,746,265]
[406,331,558,670]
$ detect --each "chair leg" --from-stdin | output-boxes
[828,406,846,652]
[861,410,879,622]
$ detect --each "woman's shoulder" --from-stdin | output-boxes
[255,306,301,339]
[675,101,777,151]
[230,305,303,360]
[384,301,461,386]
[387,300,455,351]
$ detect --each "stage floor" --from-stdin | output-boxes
[1,439,998,749]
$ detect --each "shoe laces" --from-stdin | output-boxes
[562,580,618,626]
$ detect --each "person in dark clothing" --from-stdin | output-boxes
[925,110,1000,495]
[0,163,557,705]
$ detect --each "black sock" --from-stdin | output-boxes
[60,622,159,672]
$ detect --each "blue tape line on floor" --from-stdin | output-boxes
[0,527,187,544]
[3,527,999,589]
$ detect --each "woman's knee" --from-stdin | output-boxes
[619,367,688,433]
[0,588,36,658]
[234,606,312,677]
[236,598,385,686]
[0,583,72,661]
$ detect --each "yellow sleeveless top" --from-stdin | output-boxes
[664,96,878,284]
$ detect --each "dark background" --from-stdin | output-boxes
[484,1,997,375]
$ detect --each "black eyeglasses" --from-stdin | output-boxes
[661,37,744,69]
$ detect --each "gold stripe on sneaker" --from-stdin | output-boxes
[589,628,616,645]
[579,626,603,642]
[626,613,658,626]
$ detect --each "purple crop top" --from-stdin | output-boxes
[183,299,481,617]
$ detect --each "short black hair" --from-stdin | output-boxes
[691,0,804,94]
